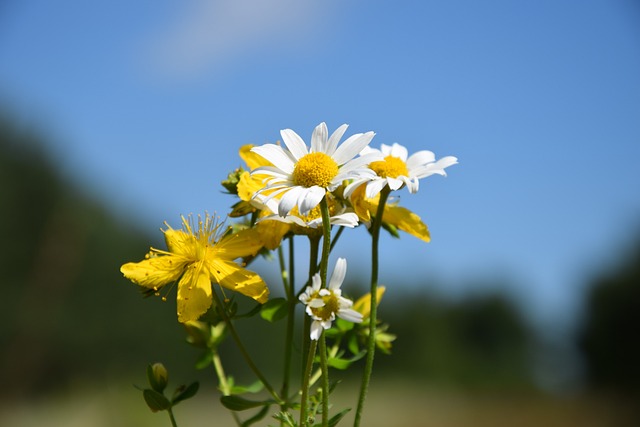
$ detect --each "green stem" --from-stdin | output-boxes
[319,333,330,427]
[280,236,296,410]
[211,289,282,404]
[299,339,318,427]
[167,407,178,427]
[318,197,332,427]
[353,187,391,427]
[319,197,332,287]
[212,349,242,426]
[301,236,320,380]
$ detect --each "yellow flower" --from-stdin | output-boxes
[120,214,269,323]
[350,185,431,242]
[352,286,386,320]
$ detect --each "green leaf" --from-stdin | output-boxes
[172,382,199,405]
[311,407,350,427]
[327,351,366,370]
[195,350,213,370]
[229,380,264,395]
[272,411,297,427]
[220,395,272,411]
[260,298,288,322]
[241,404,271,426]
[143,389,171,412]
[237,302,263,318]
[328,408,351,427]
[382,221,400,239]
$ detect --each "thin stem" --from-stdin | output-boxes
[319,333,330,427]
[210,289,282,404]
[318,197,332,427]
[280,236,296,410]
[167,408,178,427]
[319,197,332,287]
[212,349,242,426]
[353,187,391,427]
[299,339,318,427]
[301,236,320,380]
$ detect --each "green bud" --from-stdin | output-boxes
[221,167,245,194]
[147,363,169,392]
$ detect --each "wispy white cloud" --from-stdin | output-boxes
[142,0,328,79]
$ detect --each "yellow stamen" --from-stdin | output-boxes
[310,292,340,321]
[369,155,409,178]
[292,152,339,188]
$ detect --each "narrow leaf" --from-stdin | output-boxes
[220,395,272,411]
[172,382,200,405]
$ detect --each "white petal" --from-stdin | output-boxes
[251,165,291,179]
[406,150,435,170]
[343,178,368,199]
[280,128,309,160]
[337,152,384,175]
[298,186,325,215]
[387,177,404,191]
[389,143,408,161]
[380,144,392,156]
[311,122,328,153]
[359,145,381,157]
[310,320,323,340]
[311,273,321,291]
[365,178,388,199]
[308,298,325,308]
[325,124,349,156]
[413,156,458,178]
[406,177,419,193]
[332,131,376,165]
[278,186,305,217]
[330,212,359,227]
[252,145,295,173]
[338,308,364,323]
[329,258,347,291]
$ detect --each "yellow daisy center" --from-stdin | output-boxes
[369,155,409,178]
[292,152,339,188]
[309,292,340,321]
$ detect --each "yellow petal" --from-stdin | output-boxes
[349,185,374,223]
[256,220,290,250]
[239,144,271,170]
[383,204,431,242]
[353,286,386,319]
[120,255,187,289]
[177,262,212,323]
[237,171,267,202]
[211,228,264,260]
[164,229,198,257]
[209,258,269,304]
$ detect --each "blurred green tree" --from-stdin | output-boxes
[578,234,640,393]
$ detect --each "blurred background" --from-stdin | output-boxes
[1,0,639,426]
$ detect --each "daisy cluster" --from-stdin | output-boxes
[241,122,457,336]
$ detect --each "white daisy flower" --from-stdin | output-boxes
[299,258,363,340]
[251,122,380,217]
[345,142,458,199]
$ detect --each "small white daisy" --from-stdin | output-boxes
[345,142,458,199]
[251,122,380,217]
[299,258,363,340]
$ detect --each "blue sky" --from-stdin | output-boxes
[1,0,639,333]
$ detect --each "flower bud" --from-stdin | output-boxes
[147,362,168,392]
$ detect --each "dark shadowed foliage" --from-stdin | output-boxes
[578,233,640,393]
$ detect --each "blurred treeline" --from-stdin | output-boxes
[1,112,638,400]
